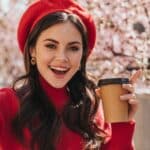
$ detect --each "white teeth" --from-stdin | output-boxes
[50,66,69,71]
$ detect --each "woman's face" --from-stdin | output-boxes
[30,21,83,88]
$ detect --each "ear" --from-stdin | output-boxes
[29,47,36,57]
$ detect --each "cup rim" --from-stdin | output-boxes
[98,77,129,87]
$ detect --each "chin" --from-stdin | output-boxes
[50,82,67,89]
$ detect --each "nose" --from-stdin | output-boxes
[55,48,68,62]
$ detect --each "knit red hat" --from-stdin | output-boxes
[17,0,96,55]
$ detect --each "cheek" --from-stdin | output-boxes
[36,53,52,69]
[71,53,82,69]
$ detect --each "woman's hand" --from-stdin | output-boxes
[120,70,142,121]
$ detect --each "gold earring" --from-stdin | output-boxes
[31,57,36,65]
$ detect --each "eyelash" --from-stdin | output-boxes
[45,44,56,49]
[45,44,80,52]
[69,46,80,51]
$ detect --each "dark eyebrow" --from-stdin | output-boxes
[43,38,81,45]
[43,39,59,44]
[68,41,82,45]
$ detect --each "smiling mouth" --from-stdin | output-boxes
[49,66,70,75]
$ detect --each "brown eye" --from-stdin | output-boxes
[70,46,80,51]
[45,44,57,49]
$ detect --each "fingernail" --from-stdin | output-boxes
[120,95,125,99]
[122,84,126,88]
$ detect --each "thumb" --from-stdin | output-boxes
[130,69,143,84]
[95,88,101,98]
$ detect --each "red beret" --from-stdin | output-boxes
[17,0,96,55]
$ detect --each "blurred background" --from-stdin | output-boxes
[0,0,150,149]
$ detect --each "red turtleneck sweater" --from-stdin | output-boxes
[0,76,135,150]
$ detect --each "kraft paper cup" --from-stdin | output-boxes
[97,78,129,123]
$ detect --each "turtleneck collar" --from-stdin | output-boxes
[39,74,70,113]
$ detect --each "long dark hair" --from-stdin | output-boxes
[12,12,103,150]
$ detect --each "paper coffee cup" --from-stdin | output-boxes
[97,78,129,123]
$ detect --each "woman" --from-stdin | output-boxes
[0,0,141,149]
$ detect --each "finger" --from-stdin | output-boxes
[120,93,136,100]
[128,99,139,120]
[128,99,138,105]
[95,88,101,98]
[130,69,143,84]
[122,84,134,93]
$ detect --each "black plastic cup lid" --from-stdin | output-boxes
[98,78,129,87]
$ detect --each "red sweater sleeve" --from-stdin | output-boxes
[94,101,135,150]
[100,121,135,150]
[0,88,19,137]
[0,88,18,115]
